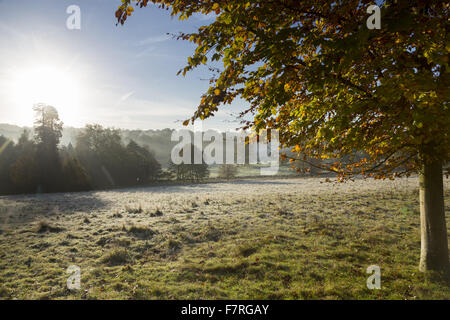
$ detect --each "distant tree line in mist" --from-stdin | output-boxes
[0,105,338,195]
[0,104,168,195]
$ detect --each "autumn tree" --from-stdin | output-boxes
[116,1,449,273]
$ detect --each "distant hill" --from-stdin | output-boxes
[0,123,79,145]
[0,123,32,142]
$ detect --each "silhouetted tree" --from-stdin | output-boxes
[125,140,161,184]
[75,124,161,189]
[0,135,16,194]
[60,144,91,192]
[33,104,64,192]
[9,130,37,194]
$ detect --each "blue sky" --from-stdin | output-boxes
[0,0,244,130]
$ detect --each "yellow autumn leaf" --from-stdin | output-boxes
[214,89,221,95]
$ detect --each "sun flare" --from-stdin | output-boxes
[11,65,81,125]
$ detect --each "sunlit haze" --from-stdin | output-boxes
[0,0,242,130]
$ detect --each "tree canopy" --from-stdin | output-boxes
[117,0,449,180]
[116,0,449,273]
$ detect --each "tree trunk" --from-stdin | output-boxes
[419,160,449,274]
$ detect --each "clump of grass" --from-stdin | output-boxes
[35,220,64,233]
[127,224,155,239]
[100,248,130,266]
[400,206,419,216]
[125,203,143,214]
[115,238,131,247]
[236,243,258,257]
[182,206,194,213]
[96,237,110,246]
[0,286,10,298]
[150,208,163,217]
[201,224,221,242]
[169,217,179,224]
[31,242,51,250]
[178,232,195,244]
[276,206,292,216]
[167,238,182,251]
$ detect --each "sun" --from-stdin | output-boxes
[11,64,81,126]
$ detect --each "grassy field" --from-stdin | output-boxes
[0,177,449,300]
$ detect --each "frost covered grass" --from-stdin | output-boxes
[0,177,448,299]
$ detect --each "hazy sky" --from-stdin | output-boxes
[0,0,245,130]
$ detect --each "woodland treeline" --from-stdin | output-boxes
[0,105,332,195]
[0,104,210,195]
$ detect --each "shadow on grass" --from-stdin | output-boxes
[0,191,112,226]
